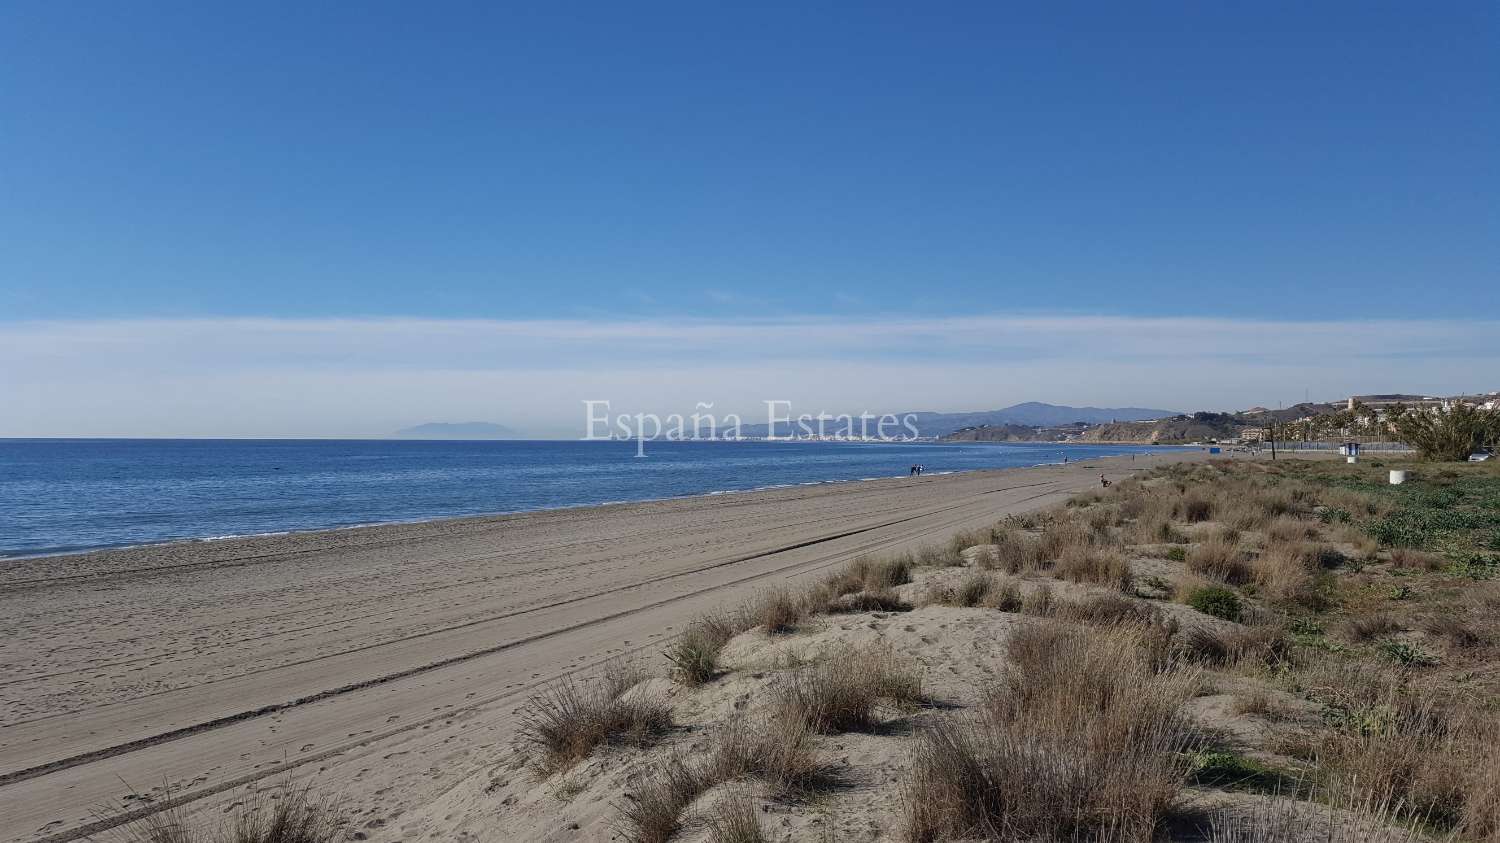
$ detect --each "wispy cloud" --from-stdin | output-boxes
[2,315,1495,436]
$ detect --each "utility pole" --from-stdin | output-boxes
[1271,402,1279,461]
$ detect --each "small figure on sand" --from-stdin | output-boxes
[1100,473,1111,488]
[909,464,919,476]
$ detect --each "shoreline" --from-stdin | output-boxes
[1,445,1186,566]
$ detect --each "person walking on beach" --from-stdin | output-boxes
[909,464,918,476]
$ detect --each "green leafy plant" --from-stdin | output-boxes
[1187,749,1291,793]
[1449,554,1499,580]
[1186,585,1242,622]
[1319,507,1352,524]
[1376,640,1437,667]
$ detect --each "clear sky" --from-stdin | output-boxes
[1,3,1496,435]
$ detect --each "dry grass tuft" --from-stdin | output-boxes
[847,554,914,589]
[1339,613,1402,643]
[1389,547,1445,571]
[1053,546,1133,591]
[1181,490,1216,523]
[903,624,1198,842]
[824,587,909,614]
[1178,624,1289,668]
[1421,615,1484,650]
[714,714,829,796]
[703,789,766,843]
[1249,542,1323,609]
[118,782,342,843]
[1295,657,1500,838]
[666,614,735,685]
[803,555,915,615]
[916,542,965,567]
[1054,592,1164,628]
[775,643,923,733]
[924,571,998,608]
[1204,792,1424,842]
[1131,512,1187,545]
[1020,581,1055,616]
[985,527,1043,573]
[619,714,829,843]
[741,588,804,634]
[1187,537,1253,585]
[1267,516,1317,544]
[1038,519,1099,563]
[978,575,1023,611]
[615,754,701,843]
[518,661,671,773]
[951,527,1004,556]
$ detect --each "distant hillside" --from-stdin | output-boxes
[1238,402,1338,424]
[393,422,518,439]
[1076,412,1248,443]
[942,424,1056,442]
[736,402,1176,438]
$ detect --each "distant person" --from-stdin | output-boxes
[1100,473,1110,488]
[909,464,918,476]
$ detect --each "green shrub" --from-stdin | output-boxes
[1376,640,1437,667]
[1389,401,1500,461]
[1186,585,1242,622]
[1449,554,1499,580]
[1367,518,1427,548]
[1187,749,1289,793]
[1319,507,1352,524]
[1165,546,1188,562]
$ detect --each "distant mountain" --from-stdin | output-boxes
[974,402,1177,427]
[735,403,1176,438]
[393,422,518,440]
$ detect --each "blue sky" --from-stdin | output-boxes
[1,3,1497,434]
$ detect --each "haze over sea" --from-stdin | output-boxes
[0,439,1177,558]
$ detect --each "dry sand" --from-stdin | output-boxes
[0,451,1196,842]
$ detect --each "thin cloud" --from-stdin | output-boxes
[1,314,1495,436]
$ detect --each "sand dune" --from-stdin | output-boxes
[0,453,1188,842]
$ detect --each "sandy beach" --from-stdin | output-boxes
[0,452,1193,842]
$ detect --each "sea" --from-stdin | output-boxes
[0,439,1180,558]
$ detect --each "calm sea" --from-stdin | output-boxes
[0,439,1178,558]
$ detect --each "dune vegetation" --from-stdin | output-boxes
[118,456,1500,842]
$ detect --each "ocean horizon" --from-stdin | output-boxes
[0,438,1180,558]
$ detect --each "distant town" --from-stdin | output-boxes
[943,392,1500,446]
